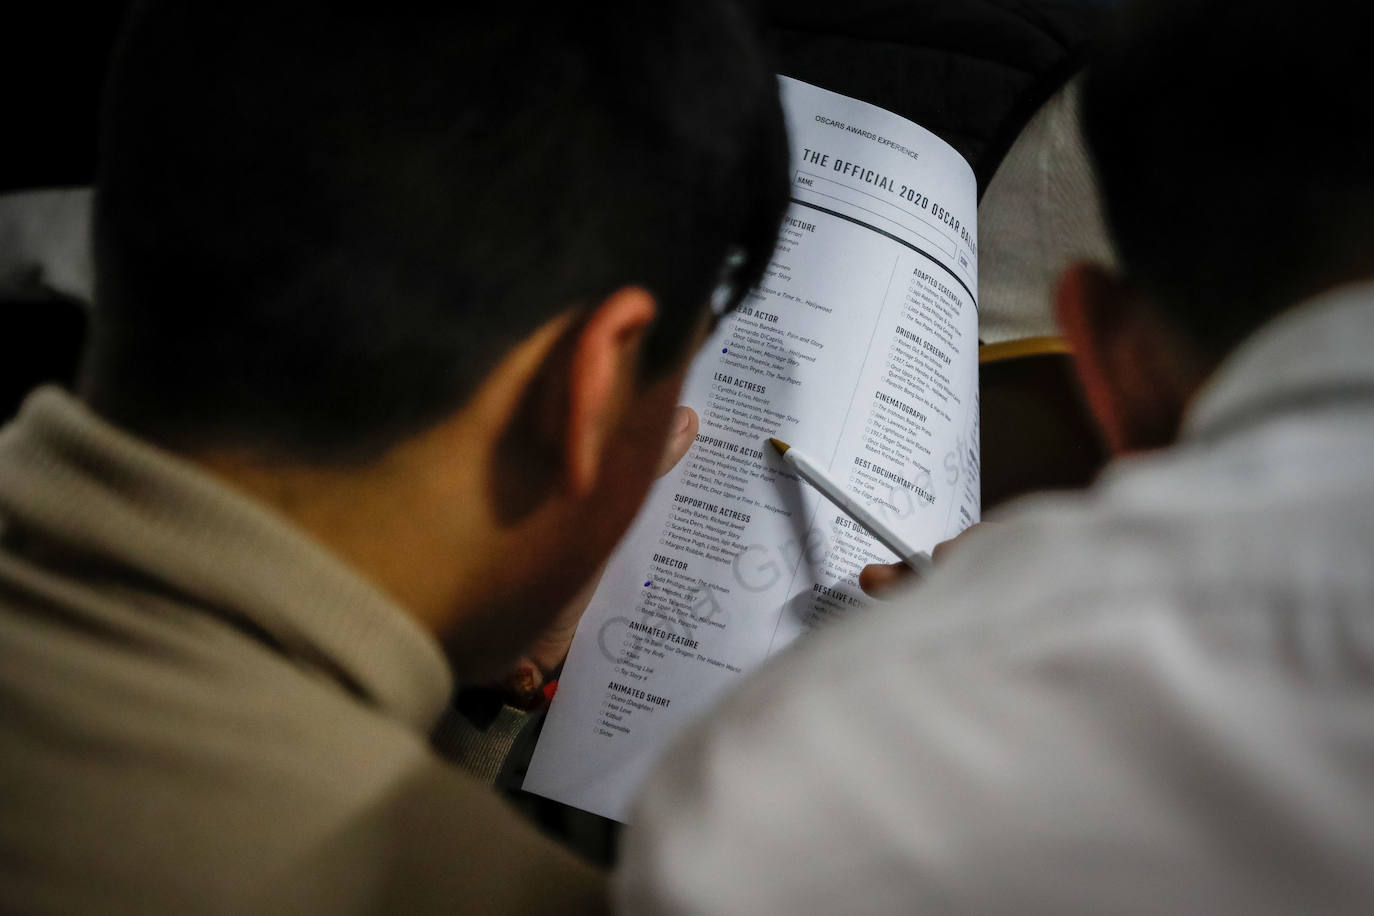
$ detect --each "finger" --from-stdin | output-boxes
[859,561,916,598]
[499,656,546,707]
[656,405,699,478]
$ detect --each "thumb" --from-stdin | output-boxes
[656,405,699,478]
[859,561,916,598]
[498,657,547,708]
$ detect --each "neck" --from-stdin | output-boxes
[190,418,497,638]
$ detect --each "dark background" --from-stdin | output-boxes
[1,0,1106,502]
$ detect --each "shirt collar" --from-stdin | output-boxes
[0,388,453,731]
[1183,281,1374,441]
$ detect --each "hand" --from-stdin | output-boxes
[498,405,700,706]
[857,523,988,599]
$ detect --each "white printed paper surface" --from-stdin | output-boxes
[524,77,981,821]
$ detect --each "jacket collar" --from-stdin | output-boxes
[0,389,453,731]
[1183,281,1374,442]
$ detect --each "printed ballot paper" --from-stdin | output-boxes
[524,76,981,821]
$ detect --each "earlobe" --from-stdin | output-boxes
[1055,263,1196,455]
[564,287,658,495]
[1056,263,1131,453]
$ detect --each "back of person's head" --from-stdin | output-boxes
[1081,0,1374,360]
[87,0,788,463]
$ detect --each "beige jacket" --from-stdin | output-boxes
[0,389,603,914]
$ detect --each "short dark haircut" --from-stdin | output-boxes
[87,0,789,462]
[1081,0,1374,358]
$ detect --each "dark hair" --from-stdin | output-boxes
[1081,0,1374,358]
[87,0,789,462]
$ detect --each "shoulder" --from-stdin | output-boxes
[1,637,599,913]
[0,583,590,913]
[619,440,1374,914]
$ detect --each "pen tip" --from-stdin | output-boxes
[768,437,790,455]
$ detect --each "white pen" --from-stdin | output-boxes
[768,437,935,575]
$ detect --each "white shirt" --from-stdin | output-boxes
[617,283,1374,915]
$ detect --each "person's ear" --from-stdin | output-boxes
[564,286,658,495]
[1054,263,1208,455]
